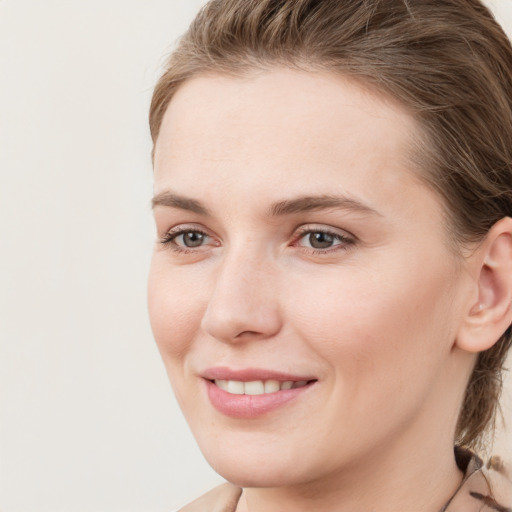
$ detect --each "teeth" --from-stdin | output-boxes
[226,380,245,394]
[264,380,280,393]
[214,379,309,395]
[244,381,265,395]
[215,379,228,391]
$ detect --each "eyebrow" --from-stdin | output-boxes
[151,191,210,215]
[269,195,381,217]
[151,191,380,217]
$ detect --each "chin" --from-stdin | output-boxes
[209,457,303,488]
[196,432,312,488]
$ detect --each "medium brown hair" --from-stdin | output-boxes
[149,0,512,450]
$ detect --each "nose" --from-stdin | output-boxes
[200,249,282,344]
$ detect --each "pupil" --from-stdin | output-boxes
[184,232,204,247]
[309,232,334,249]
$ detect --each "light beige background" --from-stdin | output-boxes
[0,1,510,511]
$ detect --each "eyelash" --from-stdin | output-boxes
[159,226,355,255]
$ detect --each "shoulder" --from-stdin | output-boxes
[175,483,242,512]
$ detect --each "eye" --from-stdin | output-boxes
[160,227,215,252]
[176,231,208,248]
[294,227,354,252]
[303,231,338,249]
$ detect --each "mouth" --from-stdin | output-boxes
[201,368,318,418]
[211,379,312,395]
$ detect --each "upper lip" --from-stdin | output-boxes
[201,367,317,382]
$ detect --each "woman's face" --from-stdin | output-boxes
[149,69,474,487]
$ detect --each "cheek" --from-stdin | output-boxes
[147,259,211,415]
[287,257,459,399]
[281,264,459,456]
[147,256,206,364]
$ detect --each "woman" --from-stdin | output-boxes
[148,0,512,510]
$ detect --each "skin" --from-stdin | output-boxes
[148,69,491,512]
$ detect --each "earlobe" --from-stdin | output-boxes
[456,217,512,353]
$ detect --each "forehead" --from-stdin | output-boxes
[155,68,418,168]
[153,68,433,218]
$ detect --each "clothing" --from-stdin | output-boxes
[176,448,512,512]
[176,483,242,512]
[440,447,512,512]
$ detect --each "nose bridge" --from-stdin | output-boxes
[224,244,267,294]
[201,242,281,342]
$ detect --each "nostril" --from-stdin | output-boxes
[234,330,264,339]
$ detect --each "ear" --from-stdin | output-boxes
[456,217,512,353]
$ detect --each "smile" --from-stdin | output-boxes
[202,369,317,418]
[213,379,309,395]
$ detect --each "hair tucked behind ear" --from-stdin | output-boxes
[150,0,512,450]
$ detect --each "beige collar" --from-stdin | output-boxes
[179,482,242,512]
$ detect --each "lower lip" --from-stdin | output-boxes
[205,380,315,419]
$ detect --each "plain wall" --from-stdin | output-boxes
[0,1,510,511]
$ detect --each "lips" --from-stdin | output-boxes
[201,367,317,418]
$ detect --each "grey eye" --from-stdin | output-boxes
[308,232,335,249]
[180,231,207,247]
